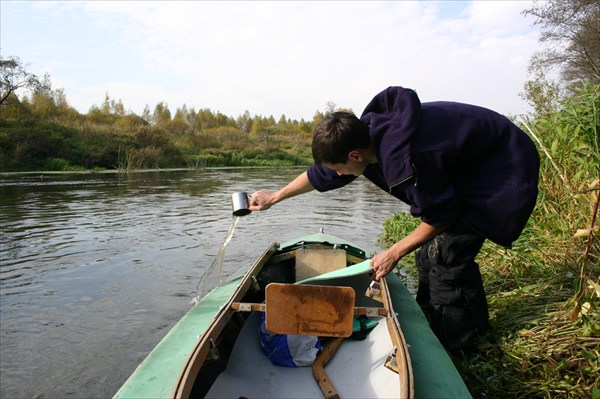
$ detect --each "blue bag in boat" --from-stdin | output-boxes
[258,313,322,367]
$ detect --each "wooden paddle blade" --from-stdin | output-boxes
[265,283,355,337]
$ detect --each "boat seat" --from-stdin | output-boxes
[295,247,346,281]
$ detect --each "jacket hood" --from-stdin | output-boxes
[360,87,421,188]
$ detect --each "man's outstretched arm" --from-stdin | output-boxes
[249,171,314,212]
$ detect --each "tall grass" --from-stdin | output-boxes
[380,81,599,398]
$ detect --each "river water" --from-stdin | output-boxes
[0,168,408,398]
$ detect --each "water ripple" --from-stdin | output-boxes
[0,169,406,398]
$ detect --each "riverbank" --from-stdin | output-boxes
[380,82,599,398]
[381,211,599,398]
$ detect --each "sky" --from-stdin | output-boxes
[1,1,541,121]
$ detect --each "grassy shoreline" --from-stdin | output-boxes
[380,82,599,398]
[382,214,598,398]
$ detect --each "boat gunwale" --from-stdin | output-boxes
[172,242,278,398]
[381,274,414,398]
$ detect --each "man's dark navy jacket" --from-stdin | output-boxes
[307,86,540,247]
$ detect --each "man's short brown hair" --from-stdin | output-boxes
[312,112,370,164]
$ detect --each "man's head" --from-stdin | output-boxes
[312,112,370,165]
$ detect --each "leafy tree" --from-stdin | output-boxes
[153,102,172,127]
[183,105,198,129]
[524,0,600,89]
[141,105,152,123]
[214,111,233,128]
[520,71,562,118]
[0,56,50,106]
[27,75,79,119]
[195,108,215,130]
[87,93,127,124]
[237,110,252,132]
[172,104,190,132]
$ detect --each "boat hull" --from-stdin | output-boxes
[114,232,471,399]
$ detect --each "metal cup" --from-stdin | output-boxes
[231,192,251,216]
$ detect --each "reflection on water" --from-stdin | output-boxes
[0,168,407,398]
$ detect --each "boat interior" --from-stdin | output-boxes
[185,242,403,398]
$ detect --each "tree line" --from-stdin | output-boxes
[0,63,345,171]
[1,0,597,173]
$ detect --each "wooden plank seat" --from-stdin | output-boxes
[230,283,388,337]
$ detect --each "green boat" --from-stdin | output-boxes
[114,231,471,398]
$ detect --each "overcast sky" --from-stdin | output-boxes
[1,1,540,121]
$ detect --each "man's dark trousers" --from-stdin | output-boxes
[416,222,490,353]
